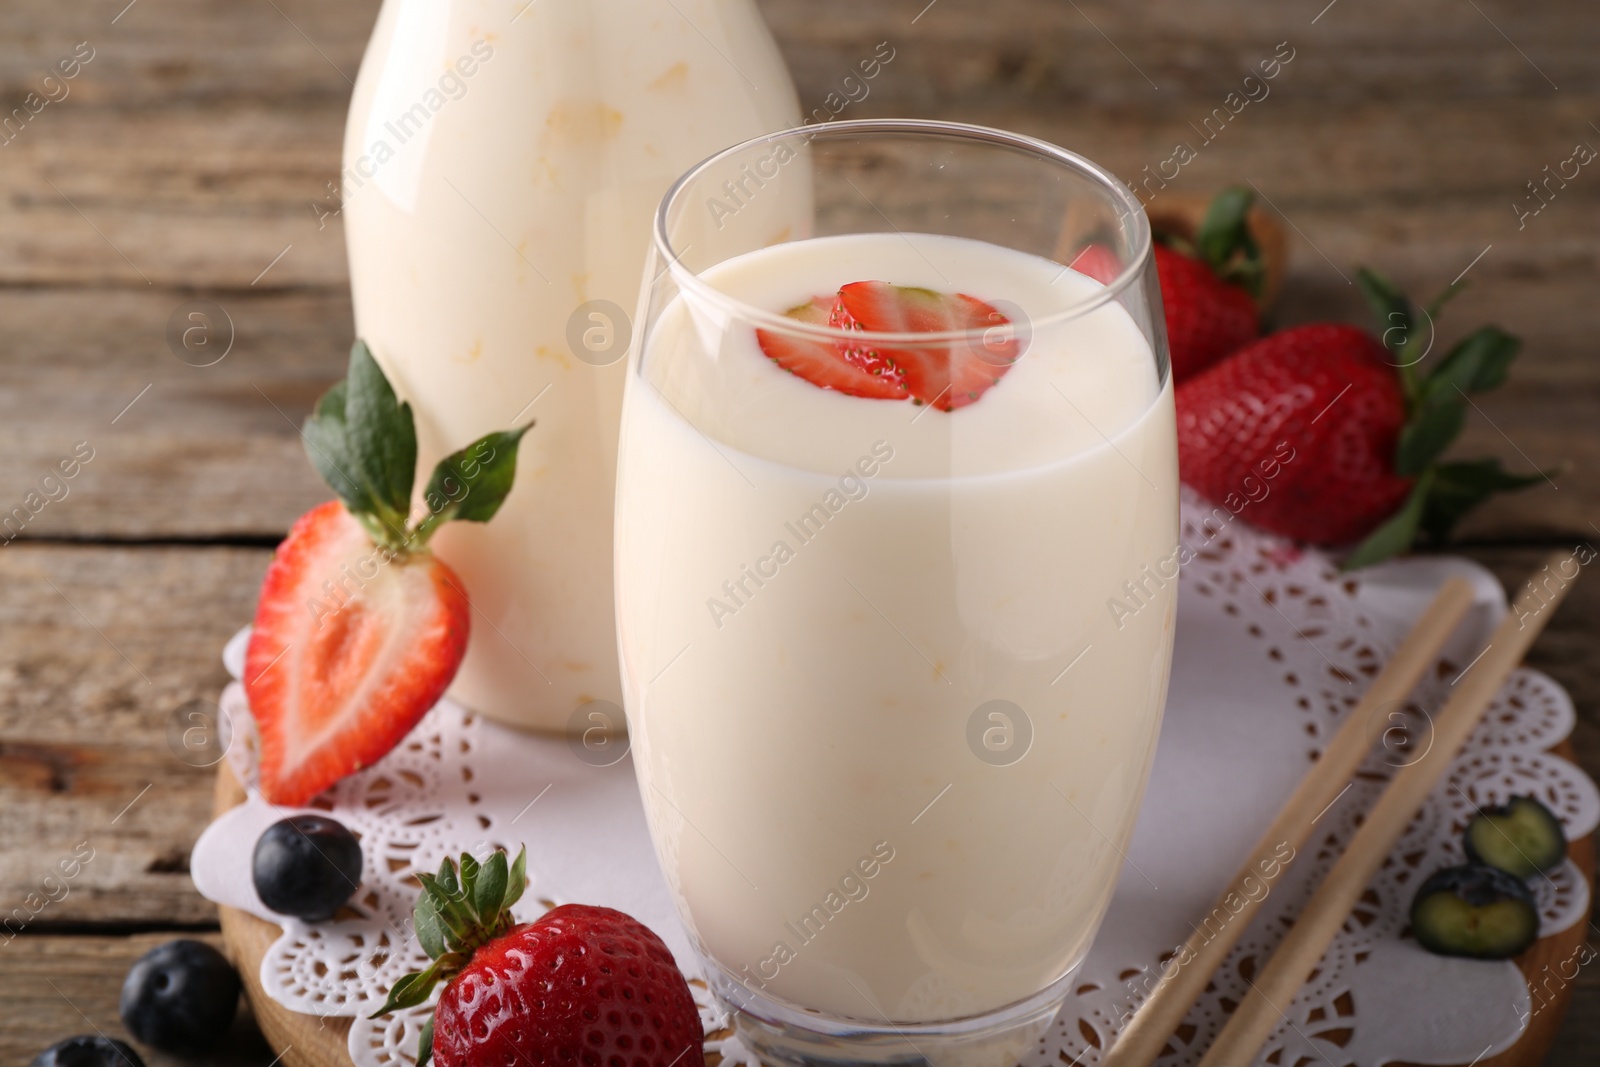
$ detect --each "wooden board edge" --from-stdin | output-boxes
[1438,737,1596,1067]
[214,762,355,1067]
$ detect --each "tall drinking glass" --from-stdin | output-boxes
[615,119,1178,1065]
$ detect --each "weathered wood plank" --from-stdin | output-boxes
[0,287,340,540]
[0,0,1596,291]
[3,97,1598,289]
[0,545,268,926]
[761,0,1600,105]
[0,107,349,289]
[0,0,373,106]
[5,0,1598,113]
[0,933,277,1066]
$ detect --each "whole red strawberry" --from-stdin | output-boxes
[1154,187,1264,382]
[1176,269,1544,566]
[247,341,531,804]
[1178,324,1410,544]
[248,501,470,804]
[373,850,705,1067]
[1157,244,1259,381]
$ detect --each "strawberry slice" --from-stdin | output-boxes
[247,502,469,805]
[834,281,1020,411]
[757,295,909,400]
[245,341,532,805]
[827,296,904,382]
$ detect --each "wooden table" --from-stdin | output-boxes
[1,1,1595,1063]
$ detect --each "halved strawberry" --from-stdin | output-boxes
[245,342,531,805]
[757,295,909,400]
[247,502,469,805]
[834,281,1020,411]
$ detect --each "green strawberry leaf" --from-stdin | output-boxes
[299,344,417,549]
[457,852,480,915]
[368,969,422,1016]
[1395,398,1466,477]
[1421,326,1520,400]
[1357,267,1419,393]
[474,849,508,922]
[435,855,460,896]
[297,338,533,555]
[417,1018,435,1067]
[1247,270,1555,570]
[1343,470,1434,571]
[416,872,474,948]
[315,379,348,422]
[374,847,532,1032]
[1354,273,1537,558]
[504,846,528,911]
[343,341,418,522]
[1424,279,1467,323]
[413,892,447,959]
[1195,186,1264,298]
[1420,459,1548,544]
[415,425,533,543]
[369,956,447,1016]
[302,381,379,518]
[415,870,444,900]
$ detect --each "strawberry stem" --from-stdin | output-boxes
[1194,186,1266,299]
[1344,469,1433,571]
[1342,269,1548,569]
[1358,268,1420,399]
[1424,279,1467,323]
[303,341,533,557]
[372,846,529,1067]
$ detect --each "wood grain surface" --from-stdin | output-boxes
[0,0,1595,1063]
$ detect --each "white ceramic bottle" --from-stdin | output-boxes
[341,0,802,730]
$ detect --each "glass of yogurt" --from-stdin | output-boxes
[616,119,1178,1065]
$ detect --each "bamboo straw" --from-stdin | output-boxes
[1196,552,1579,1067]
[1102,576,1477,1067]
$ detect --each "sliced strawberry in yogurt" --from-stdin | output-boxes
[833,281,1019,411]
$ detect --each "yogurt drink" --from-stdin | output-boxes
[616,231,1178,1021]
[342,0,802,730]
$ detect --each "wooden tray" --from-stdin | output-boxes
[214,756,1592,1067]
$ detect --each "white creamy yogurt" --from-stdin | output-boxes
[616,232,1179,1020]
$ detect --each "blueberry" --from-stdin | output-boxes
[1464,794,1568,879]
[1410,864,1540,960]
[119,939,240,1055]
[253,813,363,922]
[30,1036,145,1067]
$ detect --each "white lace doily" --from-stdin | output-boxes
[191,490,1597,1067]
